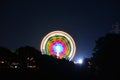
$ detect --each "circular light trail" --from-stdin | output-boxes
[40,30,76,61]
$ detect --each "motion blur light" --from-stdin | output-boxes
[40,30,76,61]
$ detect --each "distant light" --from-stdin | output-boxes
[15,66,17,68]
[78,59,83,64]
[74,59,83,64]
[0,61,4,64]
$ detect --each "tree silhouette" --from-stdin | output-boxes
[0,46,95,80]
[0,47,19,70]
[91,33,120,79]
[16,46,42,69]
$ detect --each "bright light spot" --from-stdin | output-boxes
[74,59,83,64]
[53,43,63,56]
[15,66,17,68]
[78,59,83,64]
[56,46,61,56]
[56,45,61,52]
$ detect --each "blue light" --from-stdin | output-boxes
[53,43,63,54]
[74,58,83,64]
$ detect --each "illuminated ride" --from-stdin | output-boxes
[40,30,76,61]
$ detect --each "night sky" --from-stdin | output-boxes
[0,0,120,60]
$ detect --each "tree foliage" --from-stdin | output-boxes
[92,33,120,79]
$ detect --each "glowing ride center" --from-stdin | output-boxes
[40,30,76,61]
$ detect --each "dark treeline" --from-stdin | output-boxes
[0,46,93,80]
[0,33,120,80]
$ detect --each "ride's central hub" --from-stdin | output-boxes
[53,43,63,56]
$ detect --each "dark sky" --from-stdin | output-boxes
[0,0,120,60]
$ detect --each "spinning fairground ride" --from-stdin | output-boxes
[40,30,76,61]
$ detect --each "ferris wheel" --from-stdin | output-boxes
[40,30,76,61]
